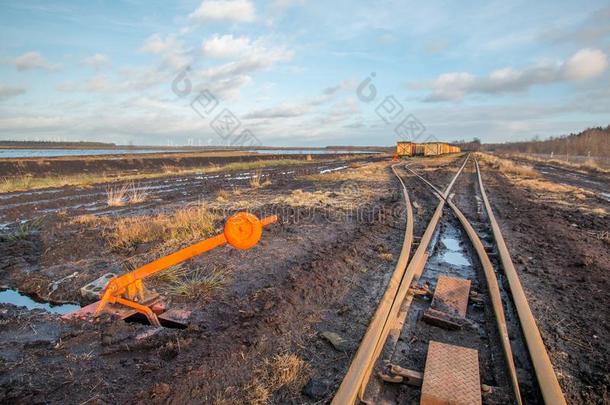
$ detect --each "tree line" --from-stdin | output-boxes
[483,126,610,157]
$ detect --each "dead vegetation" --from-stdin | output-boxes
[107,204,218,250]
[245,354,310,405]
[249,171,271,188]
[477,153,539,177]
[106,183,148,206]
[510,153,610,174]
[216,189,230,202]
[0,158,320,193]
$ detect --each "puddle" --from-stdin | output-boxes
[440,250,471,266]
[422,222,475,288]
[0,289,80,315]
[439,236,471,266]
[319,165,348,174]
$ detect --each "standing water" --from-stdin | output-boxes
[0,289,80,315]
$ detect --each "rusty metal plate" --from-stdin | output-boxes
[431,275,471,317]
[61,293,161,321]
[421,341,481,405]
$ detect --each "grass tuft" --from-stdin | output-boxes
[106,184,129,206]
[107,204,218,250]
[249,171,272,188]
[247,354,310,404]
[1,217,43,241]
[168,268,228,300]
[128,183,148,203]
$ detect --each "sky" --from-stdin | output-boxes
[0,0,609,147]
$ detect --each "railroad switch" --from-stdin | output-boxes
[63,212,277,326]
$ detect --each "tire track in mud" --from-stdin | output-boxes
[0,161,410,404]
[0,161,355,225]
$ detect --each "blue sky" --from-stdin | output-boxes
[0,0,609,146]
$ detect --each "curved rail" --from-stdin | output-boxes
[475,158,566,405]
[330,163,414,404]
[332,155,469,404]
[406,165,522,405]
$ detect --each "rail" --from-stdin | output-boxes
[475,158,566,405]
[332,155,469,404]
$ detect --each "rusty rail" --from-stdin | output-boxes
[406,166,522,405]
[475,158,566,405]
[332,155,469,404]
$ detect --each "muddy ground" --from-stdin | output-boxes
[0,153,608,404]
[0,150,360,177]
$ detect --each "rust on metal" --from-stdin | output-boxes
[332,155,469,405]
[420,341,481,405]
[430,275,471,317]
[475,158,566,405]
[330,162,416,404]
[407,165,523,405]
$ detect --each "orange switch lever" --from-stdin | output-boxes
[94,212,277,321]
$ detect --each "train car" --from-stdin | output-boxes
[396,141,416,156]
[396,141,461,157]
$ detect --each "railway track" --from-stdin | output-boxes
[332,154,566,404]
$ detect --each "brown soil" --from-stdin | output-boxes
[480,162,610,404]
[0,150,367,177]
[0,153,608,404]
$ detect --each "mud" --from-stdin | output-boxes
[0,150,367,177]
[0,155,404,404]
[480,163,610,404]
[0,153,607,404]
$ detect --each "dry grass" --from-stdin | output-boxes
[512,153,610,174]
[106,184,129,206]
[106,183,148,206]
[246,354,310,405]
[107,204,218,250]
[128,183,148,203]
[70,214,111,226]
[216,189,230,202]
[0,158,322,193]
[303,163,384,182]
[477,153,539,178]
[379,252,394,262]
[249,171,272,188]
[168,268,228,300]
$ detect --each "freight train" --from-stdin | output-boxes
[396,141,461,157]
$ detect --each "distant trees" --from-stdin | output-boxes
[484,126,610,157]
[455,138,481,151]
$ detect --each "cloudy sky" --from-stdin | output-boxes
[0,0,609,146]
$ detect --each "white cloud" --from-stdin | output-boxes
[0,84,26,99]
[244,81,351,119]
[189,0,255,23]
[202,34,253,59]
[140,34,192,69]
[82,53,110,68]
[421,48,609,102]
[8,52,61,71]
[194,36,292,99]
[273,0,306,8]
[562,48,608,80]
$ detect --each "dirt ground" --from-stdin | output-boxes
[480,156,610,404]
[0,153,608,404]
